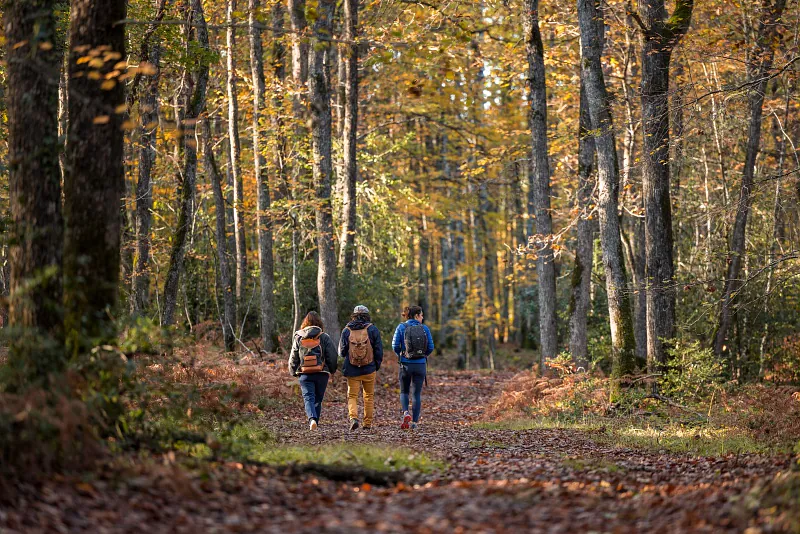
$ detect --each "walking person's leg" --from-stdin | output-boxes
[298,375,317,428]
[314,373,330,422]
[362,372,376,428]
[346,375,360,430]
[399,365,412,428]
[410,365,426,425]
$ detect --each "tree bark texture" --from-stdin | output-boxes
[5,0,64,374]
[569,82,595,368]
[309,0,341,342]
[638,0,693,368]
[63,0,127,348]
[227,0,247,307]
[338,0,359,272]
[203,120,236,352]
[249,0,277,351]
[161,0,209,326]
[578,0,637,380]
[524,0,557,366]
[714,0,787,359]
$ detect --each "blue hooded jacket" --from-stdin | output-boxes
[392,319,434,364]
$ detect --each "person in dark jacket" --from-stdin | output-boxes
[392,305,434,430]
[339,305,384,431]
[288,311,338,430]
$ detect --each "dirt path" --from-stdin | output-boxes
[3,367,792,533]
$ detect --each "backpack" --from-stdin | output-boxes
[404,323,428,360]
[298,333,325,373]
[347,325,374,367]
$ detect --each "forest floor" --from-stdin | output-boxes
[2,353,799,533]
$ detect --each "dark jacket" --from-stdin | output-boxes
[392,319,435,364]
[339,320,384,377]
[288,326,338,376]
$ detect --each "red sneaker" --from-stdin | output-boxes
[400,412,411,430]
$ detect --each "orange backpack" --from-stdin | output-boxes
[299,335,324,373]
[346,325,374,367]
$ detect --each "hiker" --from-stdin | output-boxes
[288,311,338,430]
[392,305,434,430]
[339,305,384,432]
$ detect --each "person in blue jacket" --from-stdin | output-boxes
[392,305,434,430]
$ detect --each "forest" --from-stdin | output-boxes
[1,0,800,531]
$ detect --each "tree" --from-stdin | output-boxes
[338,0,359,272]
[227,0,247,307]
[161,0,210,326]
[308,0,341,341]
[578,0,638,382]
[713,0,788,361]
[249,0,277,351]
[203,119,236,352]
[63,0,127,349]
[635,0,694,368]
[5,0,63,379]
[523,0,557,367]
[130,0,169,316]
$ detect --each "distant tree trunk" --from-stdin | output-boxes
[131,43,162,316]
[6,0,63,376]
[512,161,528,348]
[203,120,236,352]
[479,181,498,370]
[161,0,210,327]
[289,0,308,334]
[638,0,694,369]
[438,135,454,348]
[524,0,557,367]
[569,83,595,368]
[249,0,277,351]
[714,0,787,360]
[270,3,290,201]
[63,0,127,348]
[309,0,341,341]
[578,0,637,383]
[338,0,359,272]
[227,0,247,308]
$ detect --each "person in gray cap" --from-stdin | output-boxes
[339,305,384,431]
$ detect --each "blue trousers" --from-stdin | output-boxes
[299,373,329,422]
[399,363,426,422]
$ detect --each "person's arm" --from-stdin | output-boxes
[424,325,435,356]
[392,323,404,356]
[338,328,349,360]
[371,325,384,370]
[287,335,300,376]
[324,334,338,374]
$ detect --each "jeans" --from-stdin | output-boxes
[399,363,426,422]
[346,372,376,427]
[299,373,329,422]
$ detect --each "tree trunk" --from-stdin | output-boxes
[578,0,637,383]
[203,120,236,352]
[524,0,557,367]
[270,3,290,202]
[6,0,63,377]
[338,0,359,273]
[161,0,210,327]
[131,43,162,316]
[569,82,595,368]
[227,0,247,309]
[309,0,341,342]
[63,0,127,348]
[714,0,787,360]
[479,182,498,370]
[638,0,694,369]
[249,0,277,352]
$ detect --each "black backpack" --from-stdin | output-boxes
[404,324,428,359]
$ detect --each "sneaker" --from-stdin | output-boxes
[362,426,372,432]
[349,419,360,432]
[401,412,411,430]
[309,419,318,430]
[411,422,417,431]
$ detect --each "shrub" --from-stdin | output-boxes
[663,340,725,402]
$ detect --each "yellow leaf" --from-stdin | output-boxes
[138,61,157,75]
[38,41,53,51]
[93,115,110,125]
[114,60,128,70]
[77,56,92,64]
[114,104,128,114]
[88,58,104,68]
[87,71,102,80]
[12,40,28,50]
[101,80,116,90]
[121,120,137,130]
